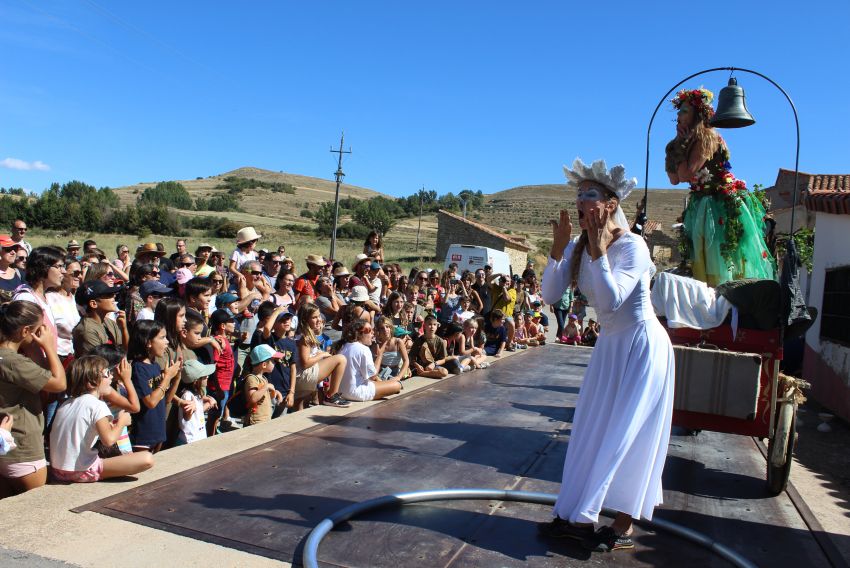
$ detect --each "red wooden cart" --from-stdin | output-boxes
[665,323,804,494]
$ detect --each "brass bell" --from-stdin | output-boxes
[710,77,756,128]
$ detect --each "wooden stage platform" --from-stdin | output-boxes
[80,345,830,567]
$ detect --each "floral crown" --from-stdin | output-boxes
[671,87,715,124]
[563,158,636,201]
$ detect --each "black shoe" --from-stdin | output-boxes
[581,526,635,552]
[537,517,595,540]
[322,393,351,408]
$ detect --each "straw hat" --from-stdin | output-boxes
[305,254,325,267]
[135,243,166,259]
[236,226,262,244]
[333,266,351,277]
[353,253,369,267]
[66,240,80,249]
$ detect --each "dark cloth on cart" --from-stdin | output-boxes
[715,279,781,330]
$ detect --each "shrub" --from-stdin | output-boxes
[196,194,242,212]
[300,209,314,218]
[138,181,193,209]
[215,221,241,238]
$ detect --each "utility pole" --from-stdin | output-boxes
[329,132,351,261]
[415,186,425,251]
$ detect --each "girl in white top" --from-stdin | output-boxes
[177,360,218,444]
[229,233,259,280]
[49,355,154,483]
[337,319,401,402]
[539,158,674,552]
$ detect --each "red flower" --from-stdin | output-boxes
[762,251,768,259]
[718,217,724,225]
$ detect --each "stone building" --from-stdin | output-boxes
[436,209,532,274]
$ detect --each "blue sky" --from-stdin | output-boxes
[1,1,848,198]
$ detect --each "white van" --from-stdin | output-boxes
[444,244,512,276]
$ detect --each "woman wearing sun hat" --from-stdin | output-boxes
[538,158,675,553]
[228,227,261,281]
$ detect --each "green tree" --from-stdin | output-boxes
[353,198,398,235]
[138,181,193,209]
[314,202,337,236]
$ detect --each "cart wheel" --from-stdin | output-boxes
[766,404,797,495]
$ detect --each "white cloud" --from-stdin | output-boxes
[0,157,50,171]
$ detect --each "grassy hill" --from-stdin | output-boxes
[477,183,688,239]
[108,168,689,267]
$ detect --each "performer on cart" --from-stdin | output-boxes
[539,158,675,553]
[666,87,775,286]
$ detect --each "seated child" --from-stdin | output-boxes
[410,314,452,378]
[581,318,599,347]
[513,312,532,348]
[244,345,285,426]
[483,309,508,357]
[338,320,402,401]
[252,304,298,415]
[561,314,582,345]
[443,322,474,371]
[89,345,139,456]
[452,295,476,324]
[50,355,154,482]
[527,311,547,345]
[459,319,489,369]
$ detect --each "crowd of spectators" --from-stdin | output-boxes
[0,219,597,497]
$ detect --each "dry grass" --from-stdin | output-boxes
[67,167,690,272]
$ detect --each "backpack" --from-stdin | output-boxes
[227,375,249,419]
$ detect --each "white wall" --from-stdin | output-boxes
[806,212,850,380]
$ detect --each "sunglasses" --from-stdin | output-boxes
[15,256,27,262]
[361,327,374,333]
[151,270,161,276]
[179,262,194,267]
[250,271,262,276]
[69,270,83,277]
[105,272,115,277]
[211,279,224,283]
[268,260,282,265]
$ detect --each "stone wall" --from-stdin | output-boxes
[436,212,511,260]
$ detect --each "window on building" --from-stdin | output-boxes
[821,266,850,347]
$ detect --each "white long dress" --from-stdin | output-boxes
[541,231,675,522]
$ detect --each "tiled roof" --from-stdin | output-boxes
[805,174,850,216]
[437,209,532,251]
[643,220,662,235]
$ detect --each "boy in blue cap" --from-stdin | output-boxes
[244,345,284,426]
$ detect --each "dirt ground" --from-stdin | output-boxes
[793,399,850,519]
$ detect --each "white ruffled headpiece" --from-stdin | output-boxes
[563,158,637,229]
[563,157,637,201]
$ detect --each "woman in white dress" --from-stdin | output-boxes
[539,158,675,553]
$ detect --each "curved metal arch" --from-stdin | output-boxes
[302,488,758,568]
[643,66,801,235]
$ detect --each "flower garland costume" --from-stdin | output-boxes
[666,88,776,286]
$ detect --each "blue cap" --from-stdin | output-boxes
[215,292,238,308]
[139,280,172,298]
[249,344,283,365]
[370,261,381,270]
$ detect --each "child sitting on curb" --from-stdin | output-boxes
[527,311,547,345]
[410,314,451,378]
[561,314,582,345]
[483,309,508,357]
[50,355,154,482]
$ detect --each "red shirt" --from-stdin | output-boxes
[211,335,235,391]
[294,272,320,300]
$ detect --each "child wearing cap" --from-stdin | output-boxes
[244,345,284,426]
[137,280,172,322]
[72,281,129,357]
[561,314,582,346]
[250,302,297,416]
[208,309,237,434]
[513,312,532,348]
[177,360,218,444]
[526,311,547,345]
